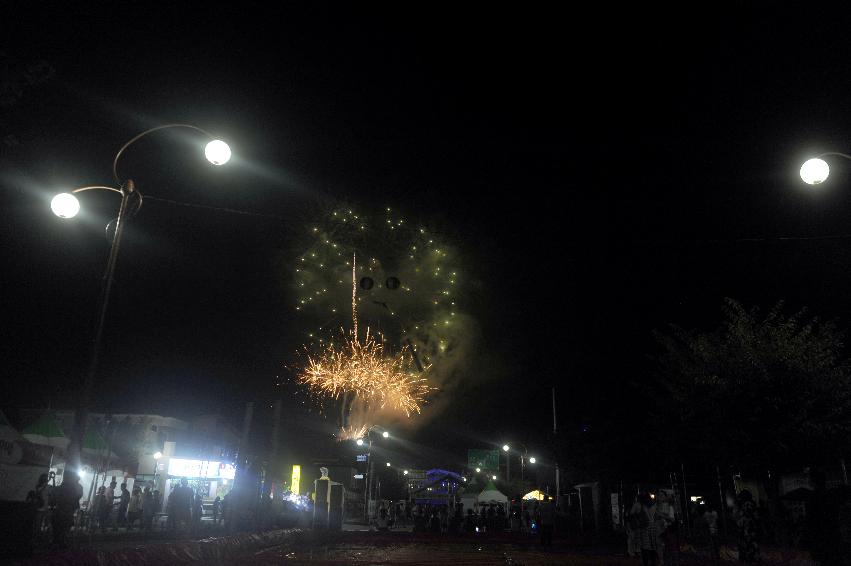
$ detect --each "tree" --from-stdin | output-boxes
[652,298,851,475]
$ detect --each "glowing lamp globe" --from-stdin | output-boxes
[386,462,391,467]
[153,451,163,460]
[475,467,481,473]
[51,193,80,218]
[205,139,231,165]
[529,457,536,464]
[382,431,389,438]
[800,158,829,185]
[492,475,497,480]
[356,438,364,446]
[502,444,509,452]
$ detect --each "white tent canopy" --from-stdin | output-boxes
[477,480,508,504]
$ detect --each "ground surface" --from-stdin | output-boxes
[236,533,714,565]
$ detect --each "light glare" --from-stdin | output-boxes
[205,139,231,165]
[502,444,510,452]
[382,430,389,438]
[51,193,80,218]
[800,158,829,185]
[529,457,536,464]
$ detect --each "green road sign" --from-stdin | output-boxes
[467,449,499,471]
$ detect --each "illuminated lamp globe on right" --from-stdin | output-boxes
[800,158,830,185]
[205,139,232,165]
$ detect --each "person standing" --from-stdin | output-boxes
[116,482,130,529]
[655,492,676,565]
[92,486,108,532]
[537,497,556,547]
[169,480,191,531]
[734,490,760,563]
[627,494,643,558]
[213,496,222,525]
[142,486,155,532]
[26,473,51,539]
[127,486,142,529]
[192,490,204,532]
[51,471,83,549]
[103,481,117,530]
[637,492,659,566]
[702,505,720,565]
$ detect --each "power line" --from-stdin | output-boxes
[144,195,284,219]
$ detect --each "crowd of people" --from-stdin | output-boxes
[23,471,231,550]
[372,499,557,545]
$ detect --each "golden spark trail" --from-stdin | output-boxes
[296,251,434,439]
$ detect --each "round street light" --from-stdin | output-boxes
[492,475,497,480]
[386,462,391,467]
[205,139,232,165]
[529,457,536,464]
[382,431,390,438]
[153,451,163,460]
[356,438,364,446]
[51,193,81,218]
[502,444,510,452]
[475,467,481,473]
[801,157,830,185]
[403,470,409,475]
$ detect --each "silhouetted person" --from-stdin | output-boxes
[142,486,155,531]
[537,498,555,547]
[51,471,82,549]
[805,469,843,566]
[192,490,204,531]
[734,489,759,563]
[116,482,130,529]
[127,486,142,529]
[637,492,659,566]
[170,479,192,531]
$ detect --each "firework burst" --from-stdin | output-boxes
[295,253,435,438]
[298,328,432,418]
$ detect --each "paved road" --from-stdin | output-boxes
[233,534,717,565]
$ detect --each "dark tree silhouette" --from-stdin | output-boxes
[652,298,851,474]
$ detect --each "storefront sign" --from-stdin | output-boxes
[167,458,235,479]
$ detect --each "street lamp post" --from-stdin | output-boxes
[502,444,510,483]
[358,425,389,523]
[52,124,230,476]
[503,442,534,482]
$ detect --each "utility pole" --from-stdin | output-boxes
[553,388,560,503]
[237,401,254,484]
[270,399,283,495]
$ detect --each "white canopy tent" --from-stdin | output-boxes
[477,480,508,504]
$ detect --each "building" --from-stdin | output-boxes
[14,409,239,507]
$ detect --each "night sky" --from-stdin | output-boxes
[5,6,851,467]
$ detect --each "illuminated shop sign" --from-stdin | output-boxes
[167,458,236,479]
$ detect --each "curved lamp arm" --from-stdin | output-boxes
[70,185,123,195]
[70,184,143,217]
[816,152,851,161]
[112,123,216,185]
